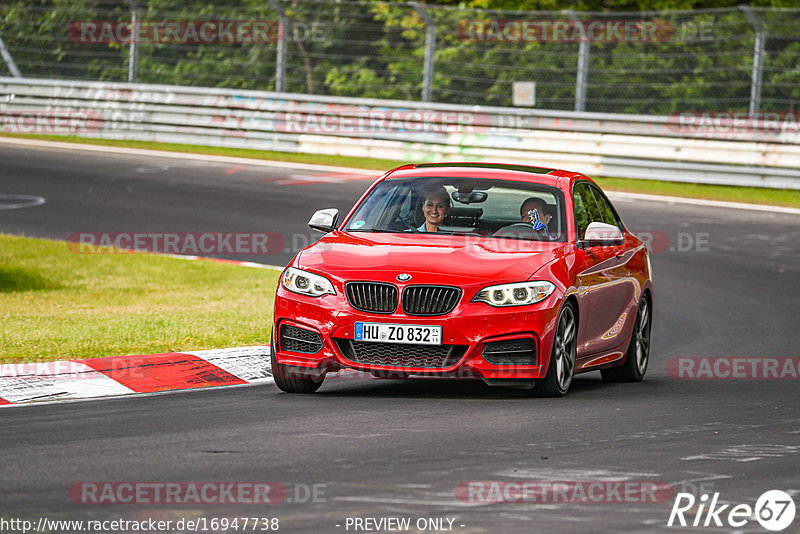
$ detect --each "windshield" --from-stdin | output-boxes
[344,176,566,242]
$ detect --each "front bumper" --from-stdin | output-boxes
[273,285,561,383]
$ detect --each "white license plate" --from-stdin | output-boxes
[354,322,442,345]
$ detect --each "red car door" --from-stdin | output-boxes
[572,183,638,358]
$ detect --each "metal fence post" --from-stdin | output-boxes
[740,5,765,115]
[0,32,22,78]
[412,3,435,102]
[267,0,288,93]
[568,11,589,112]
[126,1,139,82]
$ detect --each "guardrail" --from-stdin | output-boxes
[2,77,799,189]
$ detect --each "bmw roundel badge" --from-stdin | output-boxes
[397,273,412,281]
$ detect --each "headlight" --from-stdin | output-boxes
[282,267,336,297]
[472,281,555,307]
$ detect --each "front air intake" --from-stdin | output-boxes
[345,282,398,314]
[280,324,323,354]
[334,339,467,369]
[482,338,537,365]
[401,285,461,316]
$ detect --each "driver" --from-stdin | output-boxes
[418,187,451,232]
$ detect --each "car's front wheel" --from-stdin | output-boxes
[601,294,651,383]
[534,302,577,397]
[270,339,324,393]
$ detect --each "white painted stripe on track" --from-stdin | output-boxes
[156,253,284,271]
[0,194,46,211]
[278,172,378,186]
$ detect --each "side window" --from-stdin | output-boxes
[573,183,601,239]
[591,186,621,229]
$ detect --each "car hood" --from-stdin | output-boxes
[296,231,568,284]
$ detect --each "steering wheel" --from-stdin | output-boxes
[392,214,421,232]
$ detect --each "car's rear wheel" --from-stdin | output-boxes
[533,302,577,397]
[270,338,324,393]
[601,294,651,383]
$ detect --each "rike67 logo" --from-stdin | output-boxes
[668,490,796,531]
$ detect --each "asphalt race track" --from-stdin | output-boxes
[2,141,799,533]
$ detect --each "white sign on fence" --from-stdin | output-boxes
[512,81,535,107]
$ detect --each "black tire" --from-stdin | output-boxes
[601,294,651,383]
[270,339,324,393]
[533,302,578,397]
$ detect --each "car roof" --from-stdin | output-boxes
[381,162,581,188]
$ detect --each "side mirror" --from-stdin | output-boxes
[581,222,623,247]
[308,208,339,233]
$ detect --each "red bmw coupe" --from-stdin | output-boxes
[271,163,653,396]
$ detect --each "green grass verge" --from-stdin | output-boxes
[2,133,799,208]
[0,234,279,363]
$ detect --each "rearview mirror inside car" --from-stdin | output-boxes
[451,191,488,204]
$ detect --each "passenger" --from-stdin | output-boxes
[418,187,451,232]
[520,197,551,225]
[520,197,552,236]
